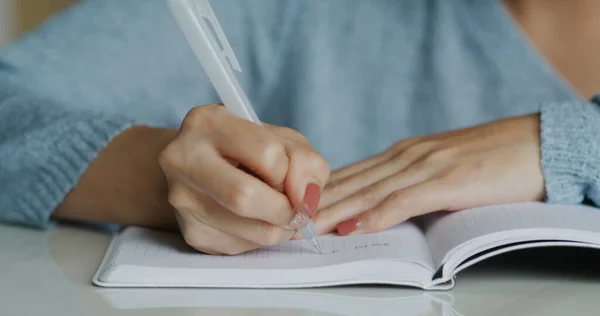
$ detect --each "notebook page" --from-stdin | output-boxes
[107,220,434,271]
[424,202,600,267]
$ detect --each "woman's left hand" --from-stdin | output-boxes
[311,114,546,236]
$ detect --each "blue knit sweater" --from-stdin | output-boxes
[1,0,599,228]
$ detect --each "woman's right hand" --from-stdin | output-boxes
[159,104,330,255]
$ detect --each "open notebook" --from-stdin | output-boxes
[93,202,600,290]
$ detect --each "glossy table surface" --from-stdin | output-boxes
[3,223,600,316]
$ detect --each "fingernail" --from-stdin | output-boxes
[286,210,310,230]
[337,218,361,236]
[286,183,321,230]
[304,183,321,217]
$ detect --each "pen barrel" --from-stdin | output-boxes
[168,0,262,125]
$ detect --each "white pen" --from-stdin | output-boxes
[167,0,322,254]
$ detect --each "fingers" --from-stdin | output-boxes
[314,164,434,235]
[176,210,262,255]
[322,139,437,209]
[284,145,330,220]
[162,104,331,254]
[170,104,328,227]
[252,123,330,219]
[210,113,290,189]
[326,151,391,184]
[337,178,458,236]
[178,150,296,227]
[321,153,422,209]
[263,123,310,145]
[326,137,423,184]
[171,183,294,246]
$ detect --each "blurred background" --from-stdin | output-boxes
[0,0,73,48]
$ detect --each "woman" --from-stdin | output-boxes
[1,0,598,255]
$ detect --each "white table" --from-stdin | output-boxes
[2,223,600,316]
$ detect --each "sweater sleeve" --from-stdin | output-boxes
[0,0,292,229]
[0,74,135,229]
[540,94,600,206]
[0,0,205,229]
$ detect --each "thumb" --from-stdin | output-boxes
[284,147,330,228]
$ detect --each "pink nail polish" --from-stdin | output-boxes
[337,218,360,236]
[287,183,322,230]
[303,183,321,217]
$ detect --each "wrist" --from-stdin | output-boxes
[54,125,179,230]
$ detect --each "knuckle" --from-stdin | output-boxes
[387,136,421,155]
[286,128,307,142]
[307,151,331,178]
[406,139,439,157]
[290,149,330,184]
[389,190,412,211]
[423,147,457,165]
[158,146,178,170]
[182,105,206,127]
[258,139,287,170]
[413,157,430,170]
[359,186,379,204]
[366,210,387,232]
[317,157,331,177]
[182,104,223,130]
[325,178,342,192]
[280,127,308,143]
[269,125,306,141]
[227,183,257,216]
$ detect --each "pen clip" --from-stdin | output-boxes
[191,0,242,72]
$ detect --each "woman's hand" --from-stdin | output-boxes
[159,104,329,255]
[312,114,545,236]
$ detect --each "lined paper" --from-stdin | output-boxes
[424,202,600,267]
[109,220,435,271]
[132,230,396,259]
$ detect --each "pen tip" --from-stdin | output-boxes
[315,242,323,254]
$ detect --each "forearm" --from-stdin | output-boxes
[0,0,203,230]
[0,75,179,230]
[53,126,179,230]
